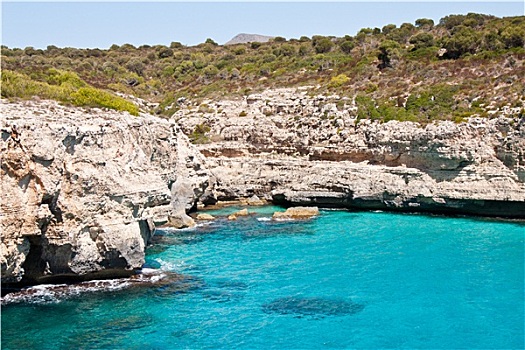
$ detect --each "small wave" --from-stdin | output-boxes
[272,217,295,222]
[256,217,272,222]
[156,258,188,271]
[1,270,170,305]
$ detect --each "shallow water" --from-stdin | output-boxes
[2,208,524,349]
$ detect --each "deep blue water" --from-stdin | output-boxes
[2,207,524,349]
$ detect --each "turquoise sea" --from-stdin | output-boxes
[2,207,524,349]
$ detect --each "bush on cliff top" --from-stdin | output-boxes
[1,69,139,116]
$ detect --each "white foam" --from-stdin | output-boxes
[156,258,187,271]
[1,270,169,305]
[256,217,272,222]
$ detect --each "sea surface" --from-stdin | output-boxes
[2,207,524,349]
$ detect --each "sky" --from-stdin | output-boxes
[1,2,524,49]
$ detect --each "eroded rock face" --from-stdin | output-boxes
[175,88,525,218]
[1,100,211,285]
[273,206,319,220]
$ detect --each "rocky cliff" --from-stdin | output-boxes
[1,100,211,286]
[175,88,525,218]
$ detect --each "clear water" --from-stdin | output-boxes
[2,207,524,349]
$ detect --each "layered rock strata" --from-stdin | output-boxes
[175,88,525,218]
[1,100,211,286]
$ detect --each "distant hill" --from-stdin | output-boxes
[225,33,274,45]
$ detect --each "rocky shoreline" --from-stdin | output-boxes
[1,93,524,289]
[1,100,211,288]
[176,88,525,218]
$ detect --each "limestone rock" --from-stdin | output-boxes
[227,208,249,220]
[196,213,215,220]
[246,195,266,206]
[175,87,525,218]
[273,206,319,220]
[0,100,212,285]
[167,214,196,229]
[234,208,249,216]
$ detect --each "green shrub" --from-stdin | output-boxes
[409,33,435,50]
[378,40,401,68]
[46,68,87,88]
[158,47,174,59]
[328,74,350,88]
[71,87,139,115]
[125,58,145,75]
[1,70,70,101]
[232,46,246,55]
[1,69,138,116]
[312,36,334,54]
[415,18,434,29]
[355,95,381,120]
[440,26,481,58]
[405,84,458,120]
[189,123,211,144]
[339,40,355,54]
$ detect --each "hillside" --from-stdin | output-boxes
[225,33,274,45]
[2,11,525,289]
[1,13,524,122]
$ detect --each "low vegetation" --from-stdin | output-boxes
[1,69,139,115]
[1,13,524,121]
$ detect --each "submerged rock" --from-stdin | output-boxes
[273,206,319,220]
[262,296,365,318]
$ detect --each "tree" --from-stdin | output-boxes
[441,26,481,58]
[126,58,145,76]
[158,47,174,59]
[415,18,434,30]
[409,33,435,50]
[205,38,218,46]
[377,40,400,69]
[439,14,466,30]
[339,40,355,54]
[382,24,397,35]
[500,26,525,49]
[312,36,334,54]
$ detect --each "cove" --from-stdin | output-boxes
[2,207,524,349]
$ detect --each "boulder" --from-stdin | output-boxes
[196,213,215,220]
[227,208,249,220]
[246,195,266,206]
[167,214,196,229]
[273,206,319,220]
